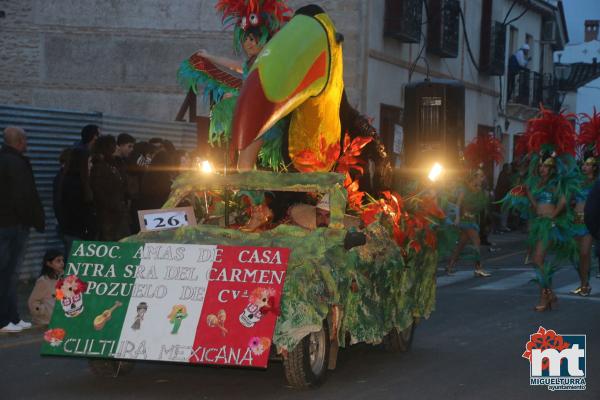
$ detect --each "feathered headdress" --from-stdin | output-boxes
[522,106,577,157]
[215,0,292,53]
[518,107,579,186]
[463,133,504,170]
[578,108,600,162]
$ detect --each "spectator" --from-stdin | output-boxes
[90,135,130,241]
[0,126,45,333]
[175,149,192,173]
[115,133,136,162]
[28,249,64,326]
[128,141,155,233]
[78,124,100,151]
[61,148,95,251]
[507,44,530,102]
[495,163,512,232]
[114,133,136,198]
[585,178,600,239]
[133,141,154,169]
[149,137,164,152]
[479,174,494,247]
[75,124,100,205]
[584,178,600,278]
[53,148,72,251]
[139,146,175,211]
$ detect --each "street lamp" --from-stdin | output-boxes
[554,63,572,90]
[553,62,572,110]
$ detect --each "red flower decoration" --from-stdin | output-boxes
[522,326,570,371]
[336,134,373,177]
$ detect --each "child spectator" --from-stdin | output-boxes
[28,249,64,325]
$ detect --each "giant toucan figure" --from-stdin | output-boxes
[233,4,343,171]
[232,4,391,191]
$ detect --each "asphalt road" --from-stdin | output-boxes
[1,232,598,399]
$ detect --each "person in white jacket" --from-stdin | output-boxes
[507,44,530,101]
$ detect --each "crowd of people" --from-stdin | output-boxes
[445,111,600,313]
[0,124,196,332]
[52,124,195,251]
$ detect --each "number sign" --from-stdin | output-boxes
[138,207,197,232]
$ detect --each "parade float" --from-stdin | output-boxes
[41,3,444,388]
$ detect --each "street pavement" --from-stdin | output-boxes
[1,231,598,399]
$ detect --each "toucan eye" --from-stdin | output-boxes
[249,13,259,26]
[241,16,248,29]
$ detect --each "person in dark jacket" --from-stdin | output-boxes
[584,178,600,240]
[75,124,100,204]
[90,135,130,241]
[0,126,45,333]
[138,148,175,211]
[495,163,512,231]
[60,148,95,251]
[584,178,600,278]
[53,148,72,252]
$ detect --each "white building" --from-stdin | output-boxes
[363,0,568,181]
[554,20,600,118]
[0,0,569,175]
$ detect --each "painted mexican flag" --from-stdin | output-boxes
[41,241,289,368]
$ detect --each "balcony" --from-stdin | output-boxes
[506,70,556,119]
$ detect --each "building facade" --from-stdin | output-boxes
[1,0,568,174]
[362,0,568,177]
[554,20,600,119]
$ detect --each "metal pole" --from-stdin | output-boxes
[224,141,229,227]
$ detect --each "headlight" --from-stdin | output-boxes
[199,160,213,174]
[428,162,443,182]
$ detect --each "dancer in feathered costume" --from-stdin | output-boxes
[570,109,600,296]
[177,0,292,170]
[446,133,503,277]
[515,107,579,311]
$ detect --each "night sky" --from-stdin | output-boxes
[562,0,600,44]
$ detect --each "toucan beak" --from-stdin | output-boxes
[232,13,331,152]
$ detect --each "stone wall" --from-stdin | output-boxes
[0,0,364,121]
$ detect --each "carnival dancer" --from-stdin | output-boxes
[506,107,578,311]
[178,0,292,171]
[571,110,600,296]
[177,0,292,231]
[446,134,503,277]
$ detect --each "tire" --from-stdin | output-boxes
[283,323,330,388]
[383,321,415,352]
[88,359,135,378]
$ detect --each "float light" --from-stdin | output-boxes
[428,162,443,182]
[200,160,213,174]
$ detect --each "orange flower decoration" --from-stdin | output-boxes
[522,326,570,371]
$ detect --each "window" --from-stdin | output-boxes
[384,0,423,43]
[480,0,507,75]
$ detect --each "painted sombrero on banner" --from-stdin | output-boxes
[41,241,289,368]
